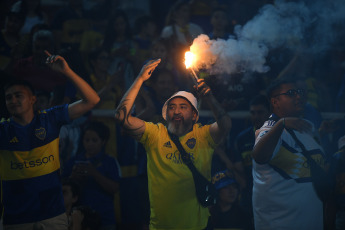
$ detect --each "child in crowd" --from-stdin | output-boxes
[62,121,121,230]
[207,170,253,230]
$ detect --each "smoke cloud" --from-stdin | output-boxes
[190,0,345,75]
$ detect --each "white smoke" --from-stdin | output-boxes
[190,0,345,75]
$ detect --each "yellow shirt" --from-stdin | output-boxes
[140,122,217,230]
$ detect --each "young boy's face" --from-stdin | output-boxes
[5,85,36,117]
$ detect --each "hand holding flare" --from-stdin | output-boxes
[185,51,199,85]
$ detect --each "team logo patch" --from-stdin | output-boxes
[35,127,46,140]
[186,138,196,149]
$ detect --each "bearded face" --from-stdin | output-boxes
[166,97,197,136]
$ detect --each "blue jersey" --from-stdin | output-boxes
[0,104,70,225]
[62,151,121,225]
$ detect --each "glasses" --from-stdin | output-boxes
[273,89,306,98]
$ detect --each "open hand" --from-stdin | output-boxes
[284,117,313,134]
[138,59,161,81]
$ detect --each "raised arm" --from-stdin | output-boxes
[45,51,100,120]
[114,59,161,141]
[252,117,313,164]
[194,79,232,144]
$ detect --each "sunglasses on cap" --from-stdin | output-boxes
[273,89,306,98]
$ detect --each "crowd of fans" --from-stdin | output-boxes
[1,0,345,229]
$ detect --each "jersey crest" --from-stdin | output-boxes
[186,138,196,149]
[35,127,46,140]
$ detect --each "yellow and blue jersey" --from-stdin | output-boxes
[140,122,217,230]
[0,104,70,225]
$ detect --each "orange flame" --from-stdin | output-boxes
[184,51,195,69]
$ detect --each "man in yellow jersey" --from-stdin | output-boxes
[115,59,231,230]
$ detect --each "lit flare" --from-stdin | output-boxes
[184,51,199,84]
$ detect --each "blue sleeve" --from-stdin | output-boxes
[105,156,121,182]
[46,104,70,126]
[61,157,76,178]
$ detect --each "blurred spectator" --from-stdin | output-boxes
[14,23,51,60]
[136,68,178,123]
[116,0,151,28]
[11,0,48,35]
[59,114,89,169]
[69,205,102,230]
[57,46,90,105]
[208,7,231,40]
[189,0,214,34]
[50,0,90,50]
[11,29,67,94]
[79,0,113,73]
[211,140,247,191]
[63,120,121,230]
[102,9,136,89]
[207,170,253,230]
[133,15,159,73]
[83,0,113,22]
[0,7,25,71]
[319,118,345,161]
[232,94,270,218]
[161,0,203,47]
[149,38,174,71]
[88,47,124,158]
[294,77,324,129]
[161,0,204,75]
[33,90,51,111]
[62,178,81,217]
[88,47,124,106]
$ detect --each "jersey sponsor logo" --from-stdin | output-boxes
[166,150,195,164]
[35,127,46,140]
[186,138,196,149]
[1,138,60,180]
[10,137,19,143]
[163,141,172,148]
[10,155,55,170]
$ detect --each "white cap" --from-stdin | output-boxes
[338,135,345,150]
[162,91,199,122]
